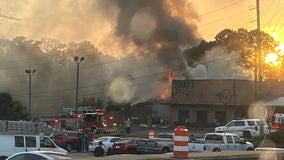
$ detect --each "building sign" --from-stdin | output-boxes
[172,79,255,105]
[218,89,232,105]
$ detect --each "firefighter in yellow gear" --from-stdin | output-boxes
[124,118,132,134]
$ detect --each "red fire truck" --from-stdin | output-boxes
[269,113,284,133]
[36,107,107,134]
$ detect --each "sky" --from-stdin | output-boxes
[196,0,284,44]
[0,0,283,115]
[0,0,283,48]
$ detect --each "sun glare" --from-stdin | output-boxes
[276,44,284,55]
[265,53,279,66]
[264,45,284,67]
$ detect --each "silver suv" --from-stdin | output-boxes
[215,119,268,139]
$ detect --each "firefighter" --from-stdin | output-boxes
[124,118,132,134]
[86,129,93,152]
[80,131,87,152]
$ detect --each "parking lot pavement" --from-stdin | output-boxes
[69,150,284,160]
[68,152,172,160]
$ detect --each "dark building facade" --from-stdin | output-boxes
[131,79,284,127]
[171,79,270,127]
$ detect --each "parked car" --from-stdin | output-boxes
[50,131,82,152]
[0,134,67,160]
[88,136,123,154]
[215,119,269,138]
[111,138,146,154]
[5,151,72,160]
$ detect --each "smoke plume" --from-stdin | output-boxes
[0,0,230,115]
[105,0,201,76]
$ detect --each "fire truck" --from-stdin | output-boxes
[35,107,107,134]
[269,113,284,133]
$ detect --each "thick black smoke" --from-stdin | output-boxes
[100,0,201,78]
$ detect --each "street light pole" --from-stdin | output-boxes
[74,56,84,130]
[25,69,36,121]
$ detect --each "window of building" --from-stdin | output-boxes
[215,111,227,124]
[196,111,208,123]
[178,110,189,123]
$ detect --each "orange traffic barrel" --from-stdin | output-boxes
[149,129,155,139]
[173,126,189,158]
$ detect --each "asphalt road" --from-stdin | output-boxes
[68,150,284,160]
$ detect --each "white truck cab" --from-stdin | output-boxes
[0,134,67,160]
[189,133,254,152]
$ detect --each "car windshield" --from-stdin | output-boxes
[119,139,134,143]
[274,117,282,123]
[96,137,107,142]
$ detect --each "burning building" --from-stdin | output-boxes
[171,79,255,126]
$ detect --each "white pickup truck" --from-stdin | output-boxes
[189,133,254,152]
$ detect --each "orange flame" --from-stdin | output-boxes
[159,69,174,99]
[168,69,175,81]
[160,88,171,99]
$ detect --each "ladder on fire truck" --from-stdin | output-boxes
[0,120,54,135]
[63,106,98,114]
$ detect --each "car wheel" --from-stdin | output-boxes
[91,127,98,134]
[212,148,221,152]
[243,131,252,139]
[65,143,73,152]
[162,147,169,153]
[246,147,254,151]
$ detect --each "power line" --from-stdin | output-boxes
[200,1,240,17]
[199,10,251,27]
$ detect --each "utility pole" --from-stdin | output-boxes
[256,0,262,100]
[25,69,36,120]
[74,56,84,131]
[256,0,264,136]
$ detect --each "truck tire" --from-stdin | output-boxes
[246,147,254,151]
[162,147,169,153]
[243,131,252,139]
[212,148,221,152]
[94,146,104,157]
[91,127,98,134]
